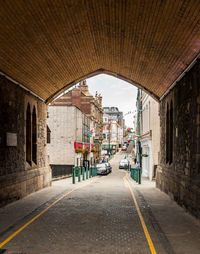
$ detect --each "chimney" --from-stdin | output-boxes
[79,80,89,93]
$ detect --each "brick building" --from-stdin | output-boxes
[50,80,103,161]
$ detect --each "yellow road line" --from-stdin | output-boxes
[123,172,157,254]
[0,180,94,248]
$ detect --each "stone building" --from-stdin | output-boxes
[157,61,200,218]
[0,76,51,207]
[47,105,92,178]
[136,90,160,180]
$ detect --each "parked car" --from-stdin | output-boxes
[122,145,127,151]
[119,159,130,169]
[103,162,112,173]
[96,163,109,175]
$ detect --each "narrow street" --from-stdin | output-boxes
[0,153,200,254]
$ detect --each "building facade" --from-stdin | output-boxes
[136,89,160,180]
[51,80,103,161]
[0,76,51,207]
[102,112,124,155]
[47,106,93,178]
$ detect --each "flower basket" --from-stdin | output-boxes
[76,149,83,153]
[141,154,148,157]
[91,148,97,153]
[82,149,89,154]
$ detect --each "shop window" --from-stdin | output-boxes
[26,104,31,165]
[32,106,37,164]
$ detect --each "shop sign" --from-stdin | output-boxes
[74,141,83,152]
[84,143,91,151]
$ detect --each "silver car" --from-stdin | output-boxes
[119,159,130,169]
[103,162,112,173]
[96,163,109,175]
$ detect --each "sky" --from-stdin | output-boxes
[86,74,138,128]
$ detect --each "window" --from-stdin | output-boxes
[26,104,31,165]
[169,100,173,164]
[166,101,173,164]
[47,125,51,144]
[166,103,169,163]
[32,106,37,164]
[26,103,37,166]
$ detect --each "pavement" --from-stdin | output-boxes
[0,152,200,254]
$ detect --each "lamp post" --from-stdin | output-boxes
[108,120,111,157]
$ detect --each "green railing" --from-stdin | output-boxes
[124,164,131,170]
[130,167,141,184]
[72,166,97,184]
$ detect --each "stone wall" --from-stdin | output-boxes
[157,60,200,219]
[0,76,51,207]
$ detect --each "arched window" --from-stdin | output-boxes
[26,104,31,165]
[32,106,37,164]
[169,100,173,164]
[166,103,169,163]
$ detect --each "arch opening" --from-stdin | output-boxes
[45,69,160,104]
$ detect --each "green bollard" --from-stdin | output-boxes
[95,167,97,176]
[139,168,141,184]
[78,167,81,182]
[86,167,88,179]
[89,167,91,178]
[82,167,85,181]
[72,167,75,184]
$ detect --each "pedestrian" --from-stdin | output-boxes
[135,161,140,168]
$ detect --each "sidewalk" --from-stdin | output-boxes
[128,176,200,254]
[0,176,83,235]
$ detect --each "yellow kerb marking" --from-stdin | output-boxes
[0,180,94,248]
[123,172,157,254]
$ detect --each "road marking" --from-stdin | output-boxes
[123,172,157,254]
[0,180,94,248]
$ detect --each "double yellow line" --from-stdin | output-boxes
[0,180,94,248]
[123,171,157,254]
[1,173,157,254]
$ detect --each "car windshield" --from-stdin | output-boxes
[96,164,106,168]
[120,160,128,163]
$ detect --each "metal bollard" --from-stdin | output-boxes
[72,167,75,184]
[86,167,88,179]
[89,167,91,178]
[78,167,81,182]
[139,168,141,184]
[82,167,85,181]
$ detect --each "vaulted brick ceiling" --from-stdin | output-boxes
[0,0,200,102]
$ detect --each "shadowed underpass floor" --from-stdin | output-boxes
[0,153,200,254]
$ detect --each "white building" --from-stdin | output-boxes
[138,91,160,180]
[47,105,94,178]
